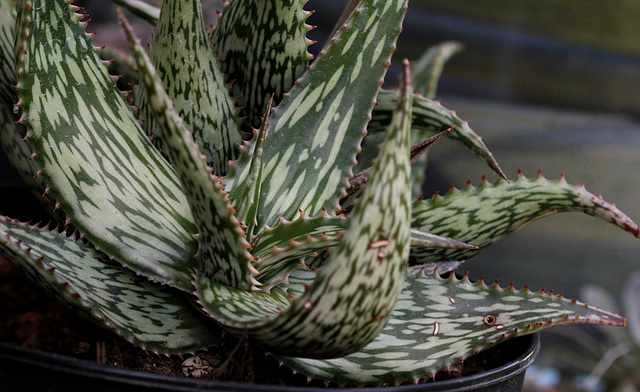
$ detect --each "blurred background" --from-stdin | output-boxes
[2,1,640,390]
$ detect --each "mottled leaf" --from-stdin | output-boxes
[136,0,242,175]
[121,11,257,291]
[411,170,640,264]
[251,212,347,258]
[234,101,270,241]
[15,0,198,291]
[0,217,219,353]
[196,60,413,358]
[365,92,506,195]
[251,211,347,287]
[211,0,312,129]
[225,0,408,228]
[0,0,49,206]
[279,271,627,385]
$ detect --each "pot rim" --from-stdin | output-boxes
[0,333,539,391]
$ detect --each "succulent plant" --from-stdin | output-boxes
[0,0,638,386]
[528,274,640,391]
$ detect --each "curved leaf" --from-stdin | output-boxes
[279,271,627,385]
[0,217,218,353]
[411,41,463,99]
[211,0,312,129]
[196,60,413,358]
[121,11,257,291]
[0,0,50,207]
[136,0,242,175]
[411,170,640,264]
[227,0,408,228]
[365,92,506,188]
[15,0,198,291]
[251,211,346,287]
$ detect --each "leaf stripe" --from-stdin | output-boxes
[136,0,242,175]
[15,0,198,290]
[279,271,626,385]
[0,217,218,353]
[410,171,640,264]
[121,9,256,290]
[245,0,408,228]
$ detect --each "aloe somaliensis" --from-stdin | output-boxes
[0,0,637,386]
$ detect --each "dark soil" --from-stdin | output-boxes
[0,255,520,388]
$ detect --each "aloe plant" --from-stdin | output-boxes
[0,0,638,386]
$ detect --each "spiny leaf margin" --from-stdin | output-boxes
[278,271,627,385]
[14,0,198,291]
[0,217,219,353]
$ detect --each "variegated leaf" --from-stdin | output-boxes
[196,61,413,358]
[251,211,347,258]
[0,0,13,103]
[411,41,463,99]
[136,0,242,175]
[250,211,472,287]
[121,12,257,291]
[0,103,40,193]
[226,0,408,228]
[364,92,506,193]
[0,0,50,206]
[279,271,627,385]
[234,101,270,241]
[251,212,347,287]
[15,0,198,291]
[410,170,640,264]
[211,0,312,129]
[0,217,219,353]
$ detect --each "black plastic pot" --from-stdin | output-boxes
[0,334,539,392]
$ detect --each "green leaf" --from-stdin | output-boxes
[248,212,473,288]
[410,171,640,264]
[251,211,347,287]
[226,0,408,228]
[0,0,49,205]
[121,11,257,291]
[0,217,219,353]
[365,92,506,192]
[196,60,413,358]
[251,212,347,258]
[279,271,627,385]
[411,41,463,99]
[136,0,242,175]
[0,0,14,103]
[248,210,472,288]
[15,0,198,291]
[211,0,312,129]
[234,100,271,241]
